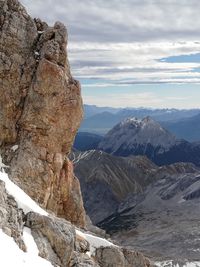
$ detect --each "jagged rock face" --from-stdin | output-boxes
[0,0,85,227]
[0,180,25,251]
[25,212,76,266]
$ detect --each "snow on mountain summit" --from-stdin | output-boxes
[98,117,177,155]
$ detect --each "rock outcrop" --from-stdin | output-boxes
[0,176,153,267]
[25,212,76,266]
[0,180,25,251]
[95,246,151,267]
[0,0,85,227]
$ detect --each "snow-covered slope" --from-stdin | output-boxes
[0,170,52,266]
[0,168,115,266]
[155,261,200,267]
[76,229,114,256]
[0,229,53,267]
[0,170,48,216]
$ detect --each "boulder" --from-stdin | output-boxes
[95,246,152,267]
[25,211,75,266]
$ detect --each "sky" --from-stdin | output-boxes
[21,0,200,109]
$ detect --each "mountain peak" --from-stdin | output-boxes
[98,117,177,155]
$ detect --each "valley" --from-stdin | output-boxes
[73,109,200,266]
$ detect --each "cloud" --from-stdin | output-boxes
[69,42,200,84]
[21,0,200,43]
[20,1,200,86]
[84,92,163,108]
[83,92,193,108]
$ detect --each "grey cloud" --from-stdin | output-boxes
[20,0,200,85]
[21,0,200,43]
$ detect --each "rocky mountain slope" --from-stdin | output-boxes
[98,117,200,166]
[70,150,158,224]
[71,149,200,265]
[74,132,103,151]
[71,149,198,223]
[0,0,153,266]
[98,168,200,263]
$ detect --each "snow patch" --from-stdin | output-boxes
[155,261,200,267]
[178,198,186,204]
[0,229,53,267]
[0,171,48,216]
[72,150,95,164]
[23,227,40,256]
[76,229,115,256]
[11,145,19,152]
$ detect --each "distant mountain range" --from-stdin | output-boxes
[161,113,200,142]
[98,117,200,166]
[84,104,120,119]
[80,105,200,141]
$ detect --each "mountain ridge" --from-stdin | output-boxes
[98,117,200,166]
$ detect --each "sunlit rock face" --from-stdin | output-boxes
[0,0,85,227]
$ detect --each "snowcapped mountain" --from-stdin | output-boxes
[99,117,176,152]
[98,117,200,166]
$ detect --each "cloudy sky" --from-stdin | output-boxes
[21,0,200,108]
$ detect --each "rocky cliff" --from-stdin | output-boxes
[0,0,86,227]
[0,1,155,266]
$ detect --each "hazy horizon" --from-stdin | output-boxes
[21,0,200,108]
[83,103,200,110]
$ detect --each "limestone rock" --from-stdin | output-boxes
[122,248,151,267]
[75,233,90,254]
[70,252,100,267]
[95,246,125,267]
[0,180,25,251]
[25,211,76,266]
[0,0,85,227]
[95,246,152,267]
